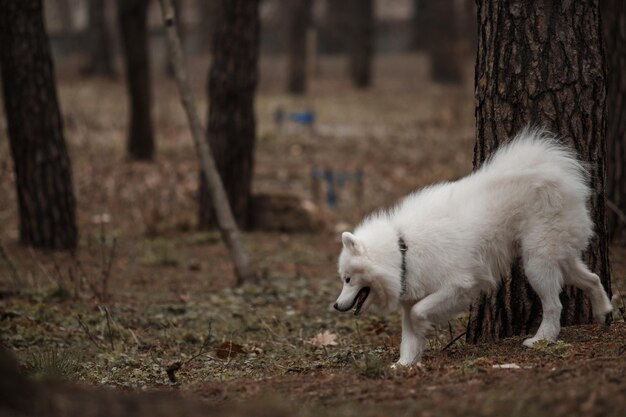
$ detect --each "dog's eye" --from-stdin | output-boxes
[345,277,351,284]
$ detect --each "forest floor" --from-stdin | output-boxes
[1,54,625,417]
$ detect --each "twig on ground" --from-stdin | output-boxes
[76,315,104,350]
[102,306,115,351]
[165,323,216,383]
[441,331,467,352]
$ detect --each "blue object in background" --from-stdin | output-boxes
[323,169,336,208]
[288,111,315,125]
[311,167,363,209]
[275,107,315,127]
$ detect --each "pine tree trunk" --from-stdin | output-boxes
[428,0,463,84]
[198,0,259,230]
[0,0,78,250]
[287,0,312,94]
[348,0,374,88]
[466,0,611,343]
[602,0,626,242]
[118,0,154,160]
[82,0,116,77]
[322,0,351,54]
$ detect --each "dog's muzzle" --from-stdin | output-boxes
[334,287,370,315]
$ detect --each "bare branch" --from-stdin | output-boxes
[157,0,256,285]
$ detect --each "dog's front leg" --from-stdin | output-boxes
[396,302,425,366]
[396,287,464,367]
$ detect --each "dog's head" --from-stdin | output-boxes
[334,231,399,316]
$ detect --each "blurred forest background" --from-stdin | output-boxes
[1,1,625,417]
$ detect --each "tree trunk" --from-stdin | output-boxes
[321,0,351,54]
[0,0,78,250]
[198,0,259,230]
[410,0,429,51]
[348,0,374,88]
[286,0,312,94]
[427,0,463,84]
[466,0,611,343]
[118,0,154,160]
[165,0,183,77]
[82,0,116,77]
[602,0,626,242]
[159,0,256,284]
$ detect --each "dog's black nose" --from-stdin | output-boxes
[333,302,339,311]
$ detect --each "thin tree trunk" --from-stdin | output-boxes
[466,0,610,343]
[428,0,463,84]
[198,0,259,230]
[410,0,428,51]
[0,0,78,250]
[348,0,374,88]
[158,0,256,285]
[287,0,312,94]
[82,0,116,77]
[165,0,183,77]
[118,0,154,160]
[322,0,351,54]
[602,0,626,242]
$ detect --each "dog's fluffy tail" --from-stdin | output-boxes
[479,126,591,202]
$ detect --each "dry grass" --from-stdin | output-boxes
[1,54,625,416]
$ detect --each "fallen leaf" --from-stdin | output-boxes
[307,330,338,347]
[215,341,245,360]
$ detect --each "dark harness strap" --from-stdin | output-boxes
[398,236,408,298]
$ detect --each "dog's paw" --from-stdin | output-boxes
[522,337,540,348]
[391,361,423,370]
[594,304,612,325]
[523,335,556,348]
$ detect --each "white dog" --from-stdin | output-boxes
[333,128,613,367]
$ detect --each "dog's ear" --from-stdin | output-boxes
[342,232,364,255]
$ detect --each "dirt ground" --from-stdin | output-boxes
[1,54,625,417]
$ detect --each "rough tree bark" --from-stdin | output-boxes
[0,0,78,250]
[466,0,610,343]
[198,0,259,230]
[348,0,374,88]
[159,0,256,284]
[118,0,155,160]
[602,0,626,242]
[82,0,116,77]
[427,0,463,84]
[286,0,312,94]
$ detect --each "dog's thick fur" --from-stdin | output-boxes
[334,128,612,366]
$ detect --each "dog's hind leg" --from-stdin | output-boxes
[563,258,612,324]
[523,261,563,348]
